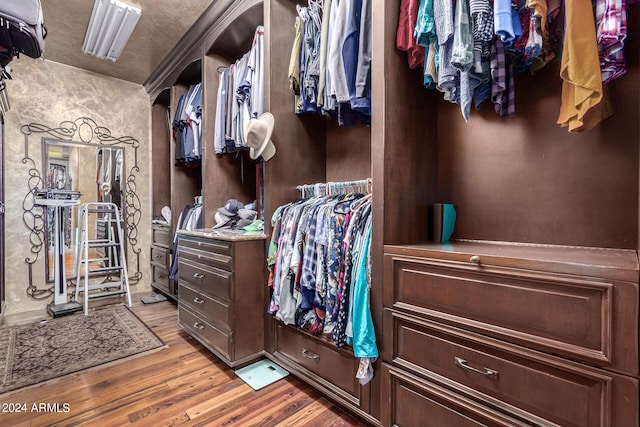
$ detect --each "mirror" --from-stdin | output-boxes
[42,139,125,282]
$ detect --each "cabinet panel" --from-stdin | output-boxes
[179,235,232,256]
[150,246,168,268]
[274,322,361,401]
[178,258,233,301]
[152,225,170,248]
[384,253,640,373]
[384,310,640,427]
[382,364,529,427]
[179,283,231,331]
[178,246,233,272]
[178,304,231,360]
[151,265,170,294]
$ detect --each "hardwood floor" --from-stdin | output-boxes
[0,295,368,426]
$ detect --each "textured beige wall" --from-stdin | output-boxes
[3,59,151,316]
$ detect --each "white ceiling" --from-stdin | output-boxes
[38,0,213,85]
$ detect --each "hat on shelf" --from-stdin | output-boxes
[214,211,230,225]
[161,206,171,223]
[217,199,244,217]
[238,208,257,221]
[244,112,276,161]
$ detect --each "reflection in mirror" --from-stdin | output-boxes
[43,139,125,282]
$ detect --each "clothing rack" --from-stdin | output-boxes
[296,178,372,198]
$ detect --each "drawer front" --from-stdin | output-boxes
[178,258,233,301]
[152,226,170,247]
[381,364,529,427]
[385,309,639,427]
[178,235,232,257]
[151,265,170,294]
[274,322,360,400]
[384,253,632,370]
[178,245,233,272]
[178,304,231,360]
[150,246,168,268]
[178,283,231,331]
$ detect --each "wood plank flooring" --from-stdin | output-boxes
[0,296,368,426]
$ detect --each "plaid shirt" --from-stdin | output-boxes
[490,37,516,116]
[470,0,494,57]
[596,0,628,83]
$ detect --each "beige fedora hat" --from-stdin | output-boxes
[244,112,276,161]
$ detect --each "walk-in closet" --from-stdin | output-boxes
[142,0,640,425]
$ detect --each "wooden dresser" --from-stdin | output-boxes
[382,241,639,427]
[176,230,266,368]
[150,223,173,298]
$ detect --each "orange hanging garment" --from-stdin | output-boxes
[557,0,612,132]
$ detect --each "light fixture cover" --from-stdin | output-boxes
[82,0,141,62]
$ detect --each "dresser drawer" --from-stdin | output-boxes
[178,245,233,272]
[178,258,233,301]
[381,364,529,427]
[384,309,639,427]
[178,235,232,257]
[150,245,168,268]
[178,304,231,360]
[274,322,361,401]
[152,225,170,248]
[178,283,231,331]
[384,252,639,373]
[151,265,170,294]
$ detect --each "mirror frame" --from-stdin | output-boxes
[20,117,141,300]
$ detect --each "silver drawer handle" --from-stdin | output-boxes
[469,255,480,264]
[193,272,205,279]
[454,356,498,379]
[301,348,320,361]
[193,322,205,330]
[193,297,205,304]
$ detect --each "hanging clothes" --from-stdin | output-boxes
[288,0,372,126]
[396,0,629,129]
[173,83,203,165]
[168,203,203,281]
[213,26,266,154]
[266,184,377,384]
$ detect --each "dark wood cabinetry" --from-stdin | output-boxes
[150,223,173,297]
[145,0,640,424]
[383,243,639,426]
[176,233,265,368]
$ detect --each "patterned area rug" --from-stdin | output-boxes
[0,305,164,394]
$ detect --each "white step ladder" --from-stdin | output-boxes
[74,202,131,315]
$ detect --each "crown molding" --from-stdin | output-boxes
[144,0,263,102]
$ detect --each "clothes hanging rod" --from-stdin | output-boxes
[296,178,372,196]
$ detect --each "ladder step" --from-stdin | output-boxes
[79,281,124,292]
[80,258,108,263]
[86,290,127,299]
[86,242,120,248]
[89,267,123,274]
[85,209,117,214]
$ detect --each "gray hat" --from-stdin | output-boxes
[217,199,244,217]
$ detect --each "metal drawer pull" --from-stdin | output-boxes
[454,357,498,379]
[301,348,320,361]
[469,255,481,264]
[193,322,205,330]
[193,297,205,304]
[193,272,205,279]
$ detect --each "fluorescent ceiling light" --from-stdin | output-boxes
[82,0,141,62]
